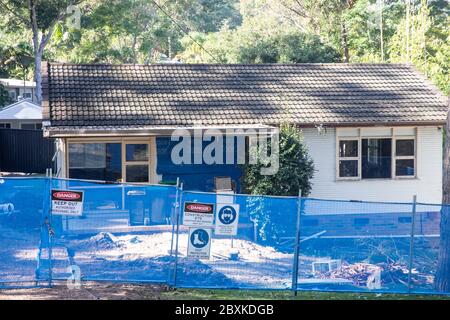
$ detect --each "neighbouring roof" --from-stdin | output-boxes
[42,62,448,136]
[0,78,36,88]
[0,99,41,120]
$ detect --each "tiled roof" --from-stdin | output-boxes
[42,63,448,132]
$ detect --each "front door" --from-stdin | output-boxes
[123,141,150,183]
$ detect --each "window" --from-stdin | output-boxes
[0,123,11,128]
[23,93,32,99]
[362,138,392,179]
[338,140,359,178]
[68,140,153,183]
[337,129,416,180]
[126,144,149,161]
[68,143,122,182]
[124,143,150,183]
[395,139,415,177]
[21,123,42,130]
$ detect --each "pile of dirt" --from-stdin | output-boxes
[78,232,123,250]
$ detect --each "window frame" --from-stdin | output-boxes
[336,128,417,181]
[65,137,158,184]
[20,123,41,130]
[336,138,361,180]
[393,137,416,179]
[361,137,393,180]
[0,123,11,129]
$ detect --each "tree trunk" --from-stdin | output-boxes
[435,97,450,292]
[29,0,41,104]
[34,51,42,104]
[341,22,349,63]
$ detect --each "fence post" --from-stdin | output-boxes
[407,195,417,294]
[48,169,53,287]
[291,189,302,296]
[172,182,183,288]
[170,177,180,256]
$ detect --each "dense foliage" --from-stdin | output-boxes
[0,0,448,94]
[242,123,315,197]
[0,83,11,107]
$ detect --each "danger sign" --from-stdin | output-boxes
[51,189,84,216]
[183,202,214,227]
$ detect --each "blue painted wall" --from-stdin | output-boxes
[156,137,243,192]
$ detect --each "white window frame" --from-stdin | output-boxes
[336,127,417,181]
[336,138,361,180]
[393,137,416,179]
[0,123,12,128]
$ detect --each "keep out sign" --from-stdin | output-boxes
[183,202,215,227]
[51,189,84,216]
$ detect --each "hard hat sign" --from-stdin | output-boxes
[215,203,240,236]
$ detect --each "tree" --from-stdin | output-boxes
[388,0,449,94]
[242,123,315,197]
[275,0,356,62]
[0,83,12,107]
[178,23,340,63]
[436,97,450,292]
[344,0,405,62]
[0,0,85,103]
[0,43,34,80]
[241,123,314,244]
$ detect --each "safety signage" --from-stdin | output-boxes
[215,203,240,236]
[51,189,84,216]
[187,228,212,260]
[183,202,214,227]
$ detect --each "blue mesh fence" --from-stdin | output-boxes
[411,202,442,294]
[48,178,178,283]
[173,191,298,289]
[296,198,416,293]
[0,176,449,295]
[0,178,49,287]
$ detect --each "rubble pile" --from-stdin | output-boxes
[317,261,434,288]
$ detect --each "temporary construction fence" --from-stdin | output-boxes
[0,176,448,295]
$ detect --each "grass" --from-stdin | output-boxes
[158,288,450,300]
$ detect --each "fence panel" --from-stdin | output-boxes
[174,191,298,289]
[0,128,55,174]
[0,177,50,287]
[49,178,178,284]
[295,198,428,293]
[410,203,442,294]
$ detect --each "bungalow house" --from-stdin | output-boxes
[41,62,447,203]
[0,99,42,129]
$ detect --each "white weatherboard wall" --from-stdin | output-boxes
[301,126,443,203]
